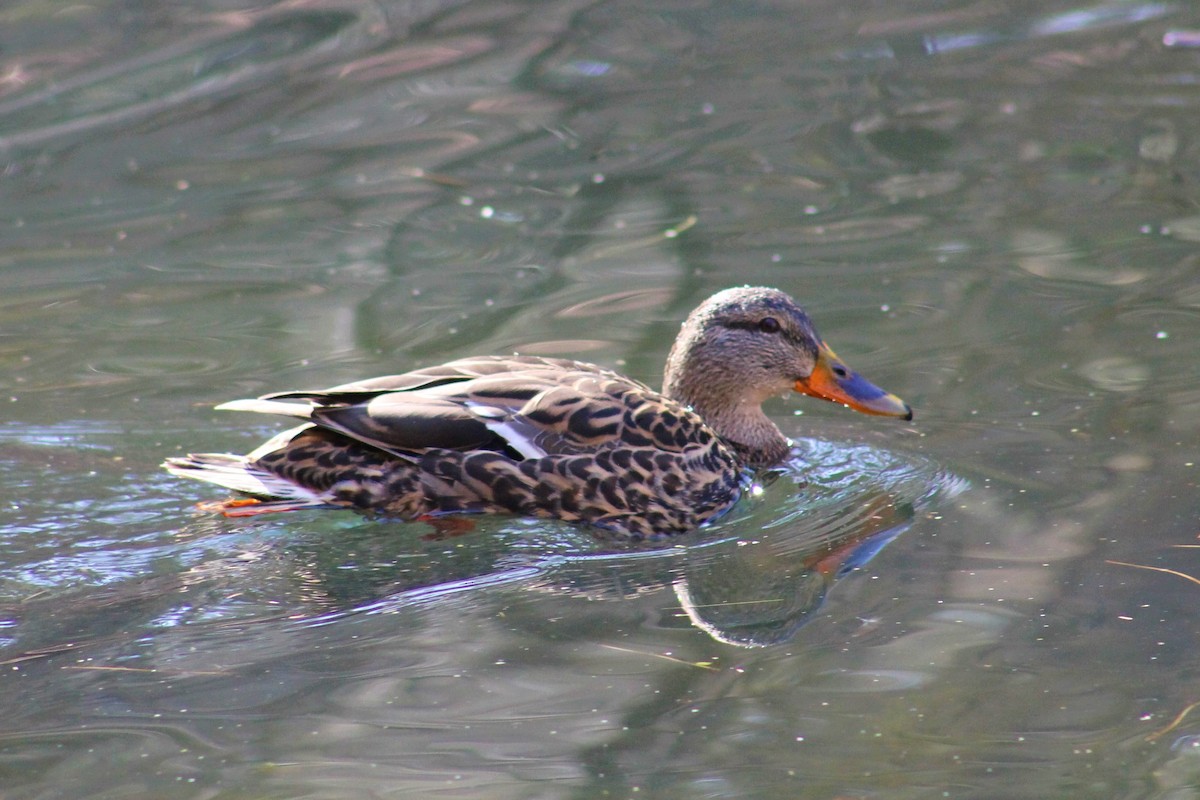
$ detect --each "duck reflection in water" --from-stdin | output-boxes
[280,489,918,649]
[675,493,912,647]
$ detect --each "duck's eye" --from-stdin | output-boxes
[758,317,781,334]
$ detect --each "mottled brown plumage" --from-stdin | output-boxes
[164,287,911,540]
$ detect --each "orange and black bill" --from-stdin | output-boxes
[794,343,913,420]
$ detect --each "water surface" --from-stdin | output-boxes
[2,1,1200,797]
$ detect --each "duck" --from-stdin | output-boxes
[163,286,912,541]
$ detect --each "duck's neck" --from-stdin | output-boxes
[666,373,790,468]
[697,402,791,469]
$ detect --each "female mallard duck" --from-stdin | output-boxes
[164,287,911,540]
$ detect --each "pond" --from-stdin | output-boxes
[2,0,1199,797]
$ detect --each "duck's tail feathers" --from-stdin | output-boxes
[163,453,330,514]
[214,398,313,418]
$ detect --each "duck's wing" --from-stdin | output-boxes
[218,356,692,461]
[309,370,687,460]
[262,356,604,404]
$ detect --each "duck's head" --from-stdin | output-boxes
[663,286,911,467]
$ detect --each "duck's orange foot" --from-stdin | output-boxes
[195,497,262,515]
[196,497,326,517]
[419,515,477,540]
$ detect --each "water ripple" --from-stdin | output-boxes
[0,8,387,152]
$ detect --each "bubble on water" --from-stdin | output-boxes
[1079,357,1149,392]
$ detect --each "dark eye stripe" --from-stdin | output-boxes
[721,319,779,333]
[719,318,818,355]
[720,319,766,332]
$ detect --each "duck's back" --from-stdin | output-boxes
[263,355,714,458]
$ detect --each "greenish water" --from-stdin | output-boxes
[2,1,1200,797]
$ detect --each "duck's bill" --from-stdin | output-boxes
[794,343,913,420]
